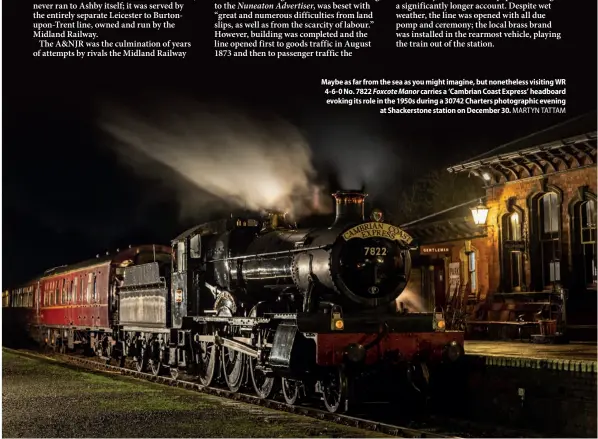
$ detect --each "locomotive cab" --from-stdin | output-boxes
[171,225,205,328]
[170,215,264,327]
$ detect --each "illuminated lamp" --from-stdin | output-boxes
[470,199,489,226]
[370,208,384,222]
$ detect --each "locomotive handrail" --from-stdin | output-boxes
[207,244,331,263]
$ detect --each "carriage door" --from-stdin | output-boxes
[67,277,75,326]
[171,239,188,328]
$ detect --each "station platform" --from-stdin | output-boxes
[464,340,597,373]
[460,341,597,437]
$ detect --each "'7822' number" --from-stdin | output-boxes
[364,247,387,256]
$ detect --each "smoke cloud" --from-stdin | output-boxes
[97,98,330,220]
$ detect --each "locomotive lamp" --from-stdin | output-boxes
[434,312,446,331]
[370,208,384,222]
[330,304,345,331]
[470,199,489,226]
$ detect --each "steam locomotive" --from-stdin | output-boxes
[4,190,464,413]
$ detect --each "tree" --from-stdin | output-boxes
[391,168,485,225]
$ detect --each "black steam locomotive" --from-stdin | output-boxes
[113,190,464,412]
[7,189,464,413]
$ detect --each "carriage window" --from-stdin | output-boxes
[190,234,201,259]
[73,277,78,303]
[177,241,187,272]
[86,273,93,302]
[61,279,67,304]
[92,273,97,302]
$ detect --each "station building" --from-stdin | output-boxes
[403,112,597,341]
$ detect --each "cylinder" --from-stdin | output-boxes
[332,190,367,226]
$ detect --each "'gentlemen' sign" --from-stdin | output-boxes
[343,222,414,245]
[420,246,451,254]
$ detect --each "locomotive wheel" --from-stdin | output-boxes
[221,346,245,393]
[282,378,300,405]
[149,358,162,376]
[147,340,164,376]
[104,340,113,365]
[321,368,349,414]
[197,341,219,386]
[135,345,148,372]
[249,356,277,399]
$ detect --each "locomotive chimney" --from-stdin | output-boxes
[332,190,367,226]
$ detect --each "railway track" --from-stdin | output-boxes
[4,347,459,438]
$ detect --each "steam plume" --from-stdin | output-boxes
[98,98,330,219]
[308,123,400,198]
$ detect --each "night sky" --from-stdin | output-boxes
[3,0,596,287]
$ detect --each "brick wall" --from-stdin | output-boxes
[483,166,597,295]
[445,357,598,437]
[441,236,493,302]
[408,166,596,334]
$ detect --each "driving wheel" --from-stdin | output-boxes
[321,368,349,413]
[249,356,277,399]
[282,378,301,405]
[221,346,245,393]
[197,341,219,386]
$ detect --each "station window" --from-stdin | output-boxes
[539,193,561,287]
[459,244,479,298]
[469,252,477,294]
[579,199,597,288]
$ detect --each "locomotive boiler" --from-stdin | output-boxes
[204,190,413,318]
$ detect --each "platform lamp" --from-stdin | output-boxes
[470,199,490,226]
[466,199,489,304]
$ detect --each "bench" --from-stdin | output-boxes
[466,292,563,341]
